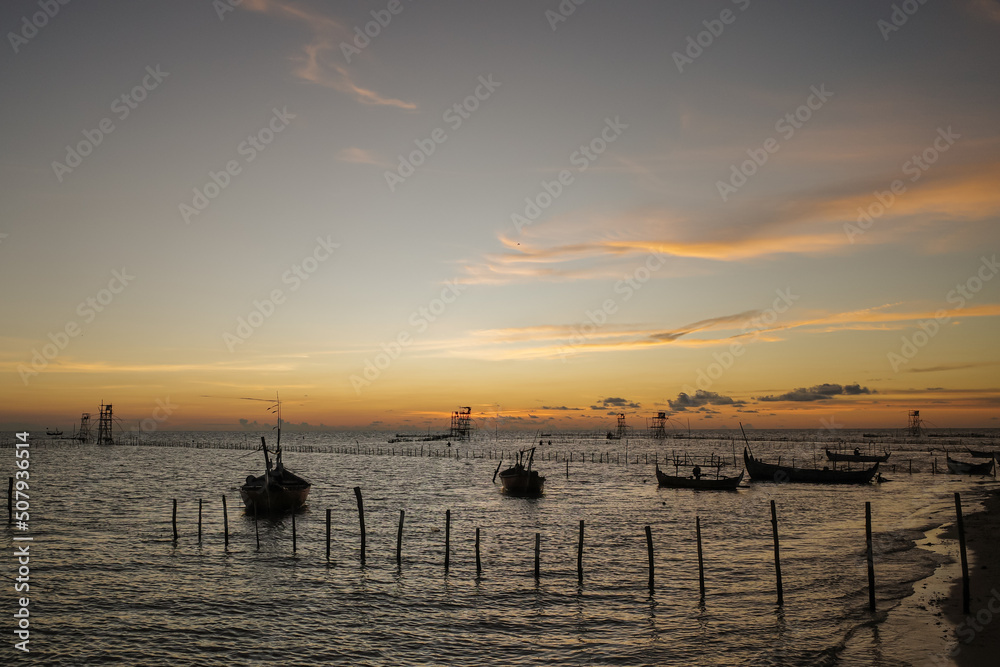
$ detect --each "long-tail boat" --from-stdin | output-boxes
[655,464,744,490]
[496,446,545,496]
[744,447,879,484]
[239,395,311,513]
[946,455,995,476]
[825,447,891,463]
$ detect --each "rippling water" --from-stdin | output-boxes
[3,429,997,665]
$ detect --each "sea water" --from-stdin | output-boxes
[2,429,996,665]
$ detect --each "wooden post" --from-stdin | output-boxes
[354,486,366,564]
[7,477,12,524]
[534,532,540,580]
[326,508,332,562]
[475,527,482,577]
[292,511,297,554]
[955,492,970,614]
[696,516,705,600]
[254,504,260,549]
[172,499,178,541]
[771,500,783,605]
[396,509,405,566]
[645,525,654,592]
[566,459,569,478]
[222,495,229,548]
[866,502,876,612]
[198,499,203,543]
[445,509,451,572]
[577,519,584,584]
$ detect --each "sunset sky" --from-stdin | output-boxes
[2,0,999,432]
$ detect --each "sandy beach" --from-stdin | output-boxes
[939,486,1000,667]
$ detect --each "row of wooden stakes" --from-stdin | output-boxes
[162,485,975,614]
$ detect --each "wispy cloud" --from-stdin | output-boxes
[461,159,1000,284]
[240,0,416,110]
[335,147,392,167]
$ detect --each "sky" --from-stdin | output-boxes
[2,0,999,433]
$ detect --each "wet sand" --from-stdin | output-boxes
[940,486,1000,667]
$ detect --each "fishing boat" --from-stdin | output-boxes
[655,464,744,490]
[45,428,63,436]
[744,447,879,484]
[946,455,995,476]
[965,447,997,459]
[825,448,891,463]
[239,396,311,513]
[496,447,545,496]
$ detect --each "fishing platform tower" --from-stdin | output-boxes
[449,406,473,441]
[96,402,115,445]
[907,410,922,437]
[647,412,668,439]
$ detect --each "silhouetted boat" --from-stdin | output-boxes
[239,396,310,513]
[946,455,995,476]
[46,428,63,436]
[241,436,311,513]
[825,448,891,463]
[744,447,879,484]
[655,465,744,490]
[965,447,996,459]
[497,447,544,496]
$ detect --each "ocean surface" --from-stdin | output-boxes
[2,429,998,666]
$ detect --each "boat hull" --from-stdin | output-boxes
[745,448,878,484]
[655,466,744,490]
[946,456,995,476]
[240,471,311,513]
[825,449,890,463]
[498,469,545,496]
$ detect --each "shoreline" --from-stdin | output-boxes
[939,485,1000,667]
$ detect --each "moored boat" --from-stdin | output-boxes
[825,448,891,463]
[965,447,996,459]
[744,447,879,484]
[46,428,63,436]
[655,464,744,490]
[497,447,545,496]
[239,395,311,513]
[946,455,995,476]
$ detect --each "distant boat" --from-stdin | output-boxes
[239,396,310,513]
[946,455,995,476]
[965,447,996,459]
[655,464,744,490]
[825,448,891,463]
[46,428,63,436]
[744,447,879,485]
[497,447,545,496]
